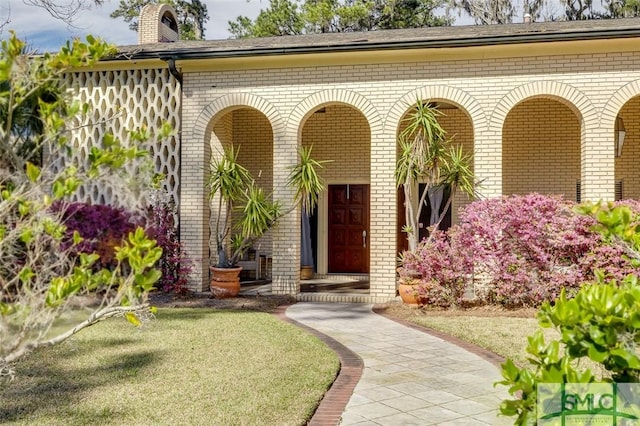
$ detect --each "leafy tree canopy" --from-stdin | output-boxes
[454,0,640,24]
[229,0,452,39]
[230,0,640,39]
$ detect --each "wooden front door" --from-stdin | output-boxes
[328,184,369,273]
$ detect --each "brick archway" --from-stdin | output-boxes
[490,81,596,132]
[384,85,486,135]
[492,81,602,202]
[287,89,382,137]
[182,93,283,292]
[602,80,640,132]
[192,93,285,142]
[385,86,481,255]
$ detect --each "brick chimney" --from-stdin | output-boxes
[138,4,179,44]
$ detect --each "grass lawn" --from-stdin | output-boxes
[408,315,557,367]
[1,308,340,426]
[379,303,612,385]
[379,305,558,367]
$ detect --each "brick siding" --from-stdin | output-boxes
[76,42,640,298]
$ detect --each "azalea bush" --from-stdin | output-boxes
[400,193,640,308]
[399,228,472,307]
[53,190,192,294]
[52,202,142,268]
[455,194,597,306]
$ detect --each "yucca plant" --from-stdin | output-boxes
[208,145,328,268]
[395,99,476,252]
[287,145,328,215]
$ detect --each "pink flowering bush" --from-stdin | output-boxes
[398,228,472,307]
[455,194,596,306]
[400,193,640,308]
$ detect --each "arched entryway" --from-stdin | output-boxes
[614,97,640,200]
[395,100,475,255]
[208,107,274,279]
[299,103,372,280]
[502,97,581,201]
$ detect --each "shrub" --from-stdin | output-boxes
[145,188,192,295]
[52,202,142,269]
[398,229,472,307]
[400,194,640,308]
[453,194,600,306]
[497,204,640,424]
[54,195,192,295]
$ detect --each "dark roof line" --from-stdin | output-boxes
[111,19,640,62]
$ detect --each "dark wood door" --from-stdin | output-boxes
[328,184,369,273]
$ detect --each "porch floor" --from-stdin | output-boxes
[240,275,368,294]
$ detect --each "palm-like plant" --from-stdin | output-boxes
[208,144,328,268]
[208,145,251,267]
[395,99,476,252]
[287,145,328,215]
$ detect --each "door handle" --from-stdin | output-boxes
[362,230,367,248]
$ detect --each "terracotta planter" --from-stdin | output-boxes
[210,266,242,298]
[398,283,422,307]
[300,265,313,280]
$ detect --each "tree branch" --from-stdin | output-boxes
[3,304,149,364]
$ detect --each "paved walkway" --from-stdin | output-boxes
[286,303,511,426]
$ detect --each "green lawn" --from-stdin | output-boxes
[1,308,339,426]
[387,306,606,377]
[407,314,552,367]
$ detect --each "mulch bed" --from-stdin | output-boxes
[148,291,296,312]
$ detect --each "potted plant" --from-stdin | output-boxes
[208,145,327,297]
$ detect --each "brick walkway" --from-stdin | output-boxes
[285,302,512,426]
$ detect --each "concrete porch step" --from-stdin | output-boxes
[307,274,369,282]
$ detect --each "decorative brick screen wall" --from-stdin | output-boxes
[66,68,181,211]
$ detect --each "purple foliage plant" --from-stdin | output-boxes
[145,187,193,295]
[399,193,639,308]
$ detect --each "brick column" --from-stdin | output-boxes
[474,128,502,199]
[271,131,300,295]
[369,125,397,300]
[581,123,615,202]
[180,88,212,292]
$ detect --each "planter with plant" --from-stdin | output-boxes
[208,145,327,297]
[395,99,476,304]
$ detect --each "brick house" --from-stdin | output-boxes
[70,4,640,302]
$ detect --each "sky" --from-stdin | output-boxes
[1,0,265,51]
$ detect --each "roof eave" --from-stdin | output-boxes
[110,27,640,62]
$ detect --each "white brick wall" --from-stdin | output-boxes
[176,48,640,297]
